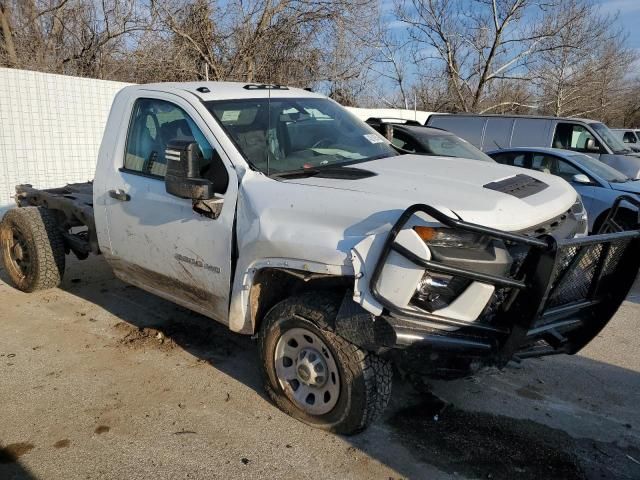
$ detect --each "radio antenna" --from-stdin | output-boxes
[267,82,271,176]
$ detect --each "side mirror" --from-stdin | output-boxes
[572,173,591,185]
[165,140,214,200]
[585,138,599,152]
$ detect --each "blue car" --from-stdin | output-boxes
[487,147,640,232]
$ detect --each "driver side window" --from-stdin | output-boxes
[553,123,601,153]
[555,159,584,183]
[124,98,215,179]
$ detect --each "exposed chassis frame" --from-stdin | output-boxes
[14,183,99,257]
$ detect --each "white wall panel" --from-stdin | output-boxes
[0,68,129,213]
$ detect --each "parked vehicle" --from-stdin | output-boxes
[488,147,640,233]
[346,107,433,125]
[365,118,495,162]
[611,128,640,152]
[2,82,639,435]
[427,114,640,179]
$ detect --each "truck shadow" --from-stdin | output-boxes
[47,256,640,480]
[55,256,265,393]
[0,443,38,480]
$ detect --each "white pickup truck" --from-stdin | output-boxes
[2,82,639,434]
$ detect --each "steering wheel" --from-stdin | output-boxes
[312,138,333,149]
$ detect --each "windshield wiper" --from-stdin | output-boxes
[272,165,377,180]
[271,168,320,179]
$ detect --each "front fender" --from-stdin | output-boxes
[227,257,353,333]
[351,229,431,316]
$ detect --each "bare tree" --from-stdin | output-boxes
[394,0,593,112]
[0,1,18,66]
[1,0,637,119]
[367,25,413,109]
[146,0,378,92]
[531,1,635,121]
[0,0,149,78]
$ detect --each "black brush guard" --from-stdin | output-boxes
[369,196,640,367]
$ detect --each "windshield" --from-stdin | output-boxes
[408,130,494,162]
[568,153,630,183]
[206,98,398,175]
[591,122,630,154]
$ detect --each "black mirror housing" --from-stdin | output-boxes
[165,140,214,200]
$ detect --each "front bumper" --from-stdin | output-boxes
[342,199,640,373]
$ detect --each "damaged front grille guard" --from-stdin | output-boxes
[369,200,640,365]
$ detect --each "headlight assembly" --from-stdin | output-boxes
[412,272,470,312]
[571,196,586,216]
[413,226,489,249]
[410,226,491,311]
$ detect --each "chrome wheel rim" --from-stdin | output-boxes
[274,327,340,415]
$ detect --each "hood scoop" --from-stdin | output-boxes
[483,174,548,199]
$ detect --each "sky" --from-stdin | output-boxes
[383,0,640,48]
[597,0,640,50]
[377,0,640,95]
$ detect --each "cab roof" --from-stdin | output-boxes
[126,81,326,102]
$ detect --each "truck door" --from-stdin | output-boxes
[551,122,604,159]
[101,94,238,323]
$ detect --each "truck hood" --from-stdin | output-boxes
[286,155,577,232]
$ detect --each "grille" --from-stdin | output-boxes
[517,209,573,237]
[545,239,629,310]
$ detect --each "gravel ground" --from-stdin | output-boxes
[1,256,639,479]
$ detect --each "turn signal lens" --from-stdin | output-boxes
[413,226,437,241]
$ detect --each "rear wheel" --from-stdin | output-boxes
[0,207,65,292]
[258,293,392,435]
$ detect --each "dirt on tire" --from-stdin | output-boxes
[0,207,65,292]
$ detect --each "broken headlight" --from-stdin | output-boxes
[409,226,487,312]
[411,272,470,312]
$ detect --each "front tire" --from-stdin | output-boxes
[0,207,65,292]
[258,293,392,435]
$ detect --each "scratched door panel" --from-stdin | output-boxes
[105,171,235,323]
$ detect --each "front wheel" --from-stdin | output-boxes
[258,293,392,435]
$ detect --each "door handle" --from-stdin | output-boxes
[108,189,130,201]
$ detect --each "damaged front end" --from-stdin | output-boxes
[342,197,640,379]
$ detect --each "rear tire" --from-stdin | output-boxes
[0,207,65,292]
[258,292,392,435]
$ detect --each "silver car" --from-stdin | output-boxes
[611,128,640,152]
[488,147,640,232]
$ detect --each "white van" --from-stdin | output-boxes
[427,114,640,178]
